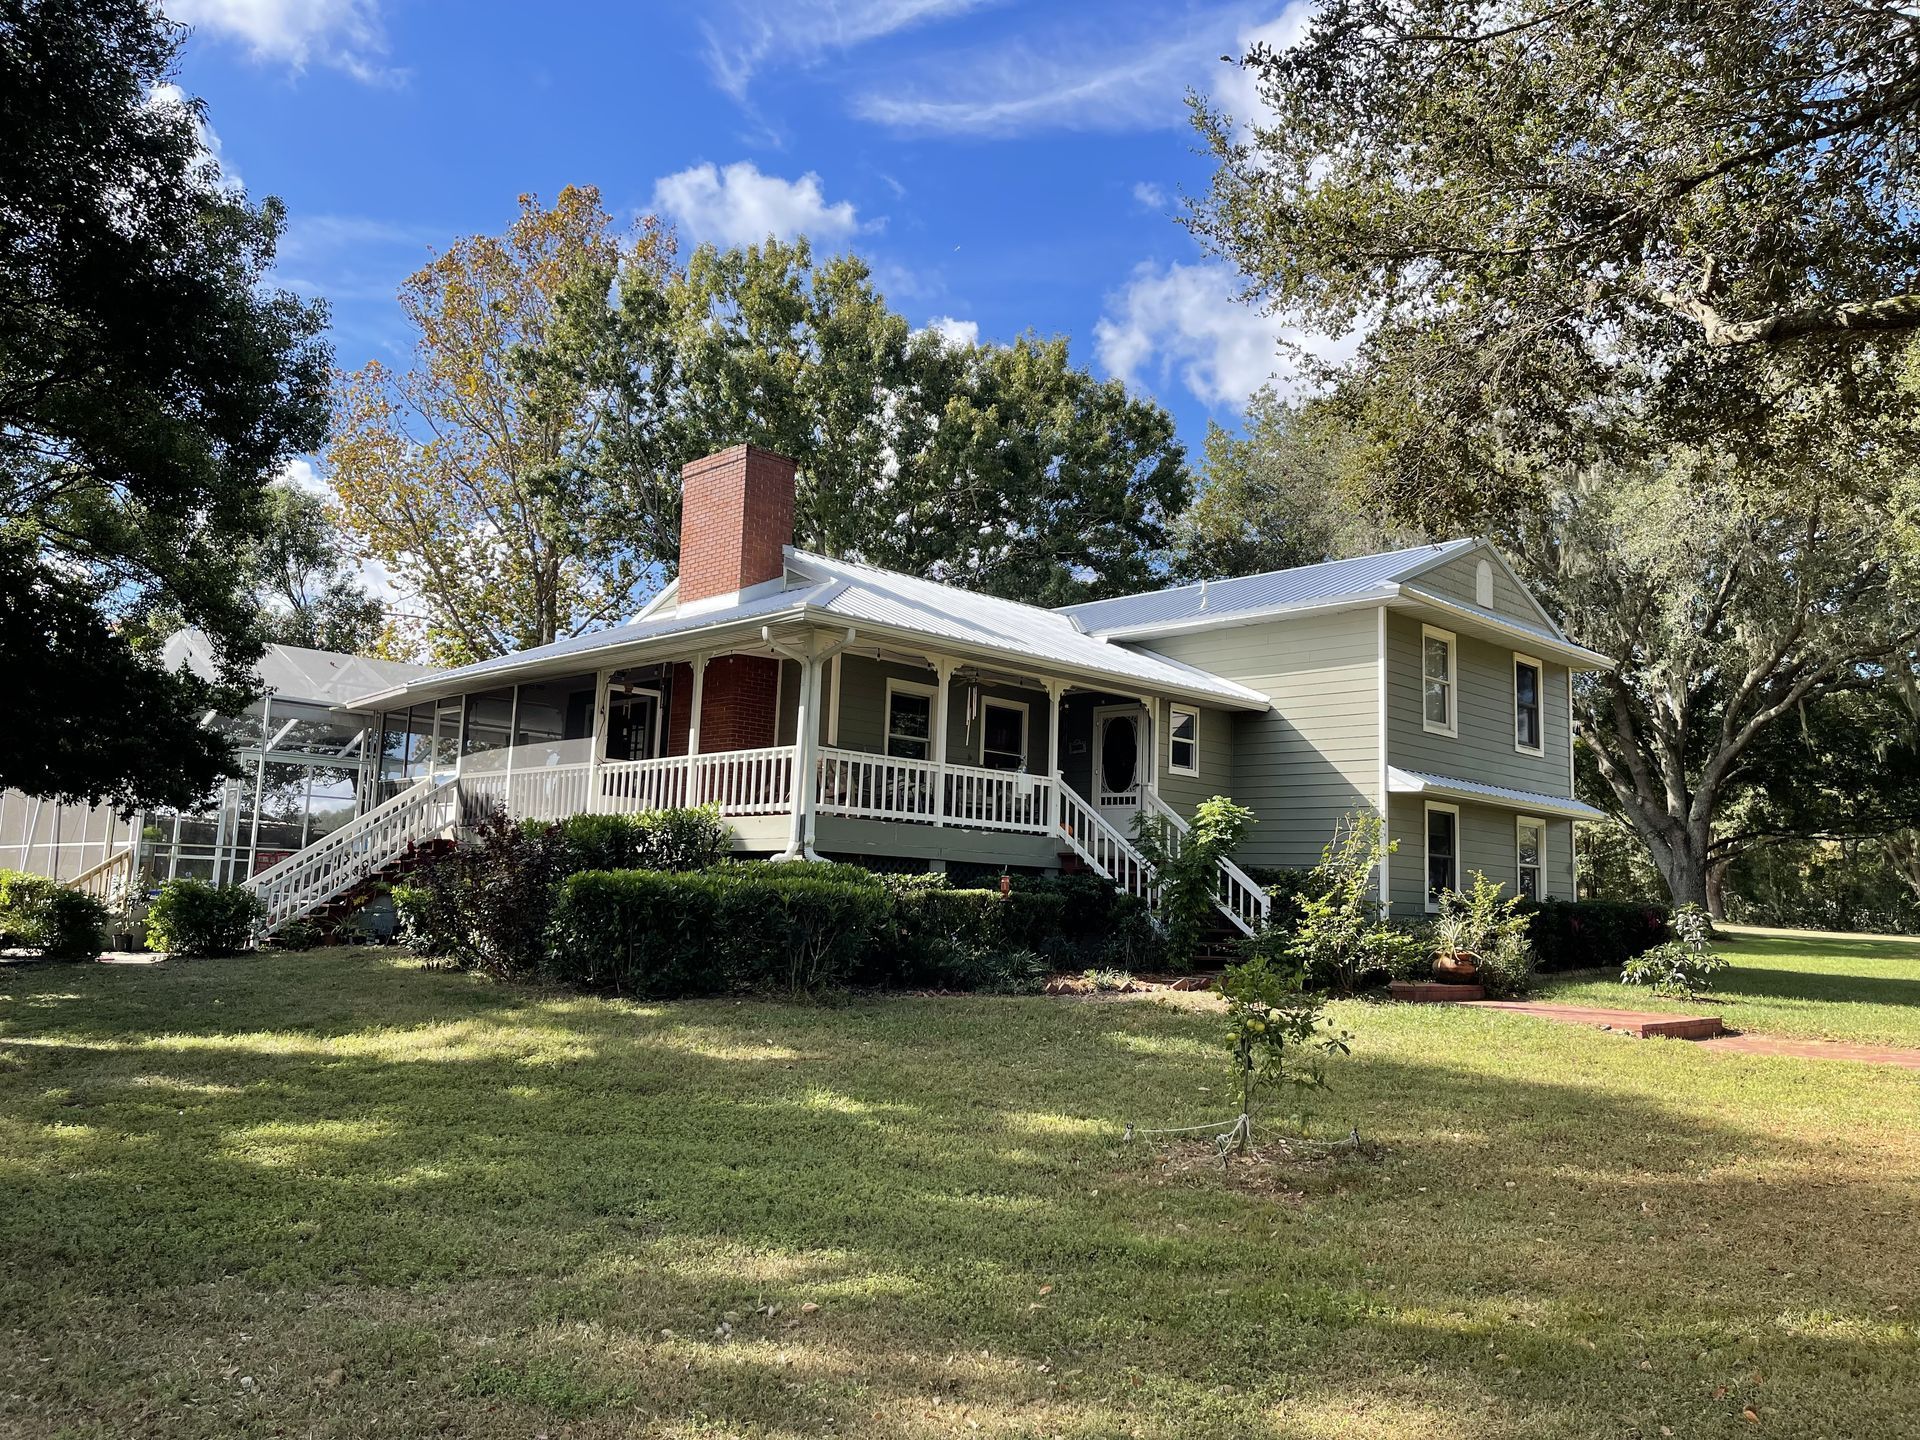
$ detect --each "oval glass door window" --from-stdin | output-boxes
[1100,716,1138,795]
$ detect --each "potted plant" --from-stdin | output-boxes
[1430,904,1481,981]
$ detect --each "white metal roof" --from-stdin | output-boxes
[343,551,1273,712]
[1057,539,1480,633]
[162,629,436,710]
[1388,767,1608,821]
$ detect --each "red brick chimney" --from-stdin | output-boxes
[677,444,797,612]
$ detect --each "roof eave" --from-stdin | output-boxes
[1390,587,1613,670]
[1081,591,1396,641]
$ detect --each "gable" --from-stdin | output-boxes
[1401,545,1561,635]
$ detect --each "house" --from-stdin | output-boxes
[8,443,1608,936]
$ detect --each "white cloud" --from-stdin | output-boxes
[1214,4,1316,139]
[1132,181,1167,211]
[165,0,392,81]
[651,162,863,250]
[1094,259,1356,409]
[148,82,241,191]
[702,0,994,100]
[920,315,979,348]
[275,457,328,497]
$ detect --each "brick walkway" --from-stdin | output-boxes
[1693,1032,1920,1069]
[1461,999,1723,1040]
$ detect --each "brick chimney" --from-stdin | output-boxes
[677,444,797,613]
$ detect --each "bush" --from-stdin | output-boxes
[1522,898,1672,972]
[1132,795,1255,968]
[146,879,265,956]
[877,887,1063,990]
[0,873,110,963]
[1018,873,1165,971]
[271,917,323,951]
[1241,864,1319,934]
[1265,812,1422,993]
[556,807,733,874]
[547,867,893,997]
[1622,904,1728,999]
[397,806,566,975]
[1432,871,1536,997]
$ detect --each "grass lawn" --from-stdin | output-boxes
[3,948,1918,1439]
[1539,930,1920,1047]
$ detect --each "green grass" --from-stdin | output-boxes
[3,947,1918,1438]
[1539,930,1920,1047]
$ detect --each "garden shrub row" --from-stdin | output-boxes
[146,878,265,956]
[1518,898,1672,972]
[0,869,108,962]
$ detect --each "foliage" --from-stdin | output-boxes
[546,867,894,997]
[1262,812,1421,994]
[0,871,106,962]
[1132,795,1254,968]
[270,917,323,952]
[1083,968,1132,992]
[1018,873,1166,972]
[1521,899,1673,973]
[1218,953,1351,1150]
[1169,388,1421,579]
[1431,871,1535,996]
[241,485,386,655]
[0,0,329,808]
[556,807,734,874]
[145,880,265,957]
[881,887,1065,993]
[393,806,566,974]
[1622,905,1729,1000]
[1725,838,1920,936]
[1189,0,1920,530]
[328,187,669,663]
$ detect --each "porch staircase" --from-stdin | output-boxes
[1053,788,1271,938]
[245,775,461,937]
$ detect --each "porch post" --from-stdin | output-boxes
[1047,680,1065,834]
[932,656,954,827]
[687,654,708,756]
[588,668,612,814]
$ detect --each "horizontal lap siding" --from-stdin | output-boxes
[1415,551,1555,629]
[1386,613,1571,798]
[831,654,1051,768]
[1388,795,1574,912]
[1138,610,1381,871]
[1153,703,1234,821]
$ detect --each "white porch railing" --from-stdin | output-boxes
[1142,791,1272,936]
[66,847,136,911]
[463,747,801,825]
[812,747,1056,834]
[246,775,460,934]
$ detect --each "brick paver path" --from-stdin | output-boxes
[1461,999,1723,1040]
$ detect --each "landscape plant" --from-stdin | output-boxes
[1264,812,1421,994]
[144,879,265,957]
[1621,904,1729,1000]
[1132,795,1254,967]
[1218,953,1351,1153]
[1431,871,1537,998]
[0,872,108,962]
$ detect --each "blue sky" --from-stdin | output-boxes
[165,0,1325,466]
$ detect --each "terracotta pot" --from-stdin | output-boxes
[1433,950,1481,982]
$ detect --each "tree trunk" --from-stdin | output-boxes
[1643,822,1712,911]
[1705,860,1728,921]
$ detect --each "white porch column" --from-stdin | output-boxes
[932,657,954,827]
[763,626,855,861]
[686,654,709,757]
[1047,680,1066,834]
[587,669,613,814]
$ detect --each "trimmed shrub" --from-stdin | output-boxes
[145,879,265,956]
[546,867,893,997]
[1522,898,1672,972]
[396,806,566,975]
[556,807,733,874]
[0,873,110,962]
[271,917,323,952]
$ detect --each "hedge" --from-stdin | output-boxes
[0,870,108,962]
[1520,898,1672,972]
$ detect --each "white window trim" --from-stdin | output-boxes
[884,678,937,760]
[1516,814,1546,899]
[1421,624,1458,737]
[1513,652,1545,757]
[978,695,1030,769]
[1423,800,1460,912]
[1167,704,1200,776]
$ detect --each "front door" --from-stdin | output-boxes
[605,687,663,762]
[1093,705,1145,830]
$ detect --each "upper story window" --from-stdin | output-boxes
[1168,705,1199,776]
[1421,625,1457,736]
[885,680,934,761]
[1514,654,1544,755]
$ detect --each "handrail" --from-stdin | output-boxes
[1141,792,1272,937]
[246,776,460,934]
[67,848,135,909]
[1054,781,1155,901]
[815,746,1056,833]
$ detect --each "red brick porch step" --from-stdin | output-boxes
[1389,980,1485,1003]
[1462,1000,1725,1041]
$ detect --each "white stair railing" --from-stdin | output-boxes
[67,848,136,911]
[246,776,460,935]
[1054,781,1155,901]
[1141,792,1272,937]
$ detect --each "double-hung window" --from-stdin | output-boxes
[1425,803,1459,911]
[885,680,935,761]
[1422,625,1457,735]
[1516,817,1545,900]
[1514,654,1544,755]
[1168,705,1199,776]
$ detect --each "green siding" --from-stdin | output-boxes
[1387,794,1574,911]
[1412,548,1557,630]
[1385,612,1571,798]
[1136,609,1381,871]
[1153,701,1234,820]
[829,654,1051,769]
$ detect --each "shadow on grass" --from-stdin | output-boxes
[3,949,1918,1438]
